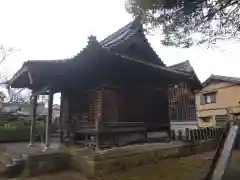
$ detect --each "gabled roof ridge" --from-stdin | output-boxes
[210,74,240,80]
[23,59,68,65]
[168,60,189,67]
[99,17,164,66]
[100,17,142,46]
[140,33,166,67]
[71,35,102,60]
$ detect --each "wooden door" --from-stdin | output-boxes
[103,88,120,122]
[148,88,169,131]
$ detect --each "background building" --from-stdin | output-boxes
[196,74,240,127]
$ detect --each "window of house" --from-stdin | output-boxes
[200,92,217,105]
[200,116,211,122]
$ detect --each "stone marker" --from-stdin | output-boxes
[203,123,239,180]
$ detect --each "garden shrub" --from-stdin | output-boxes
[0,121,44,142]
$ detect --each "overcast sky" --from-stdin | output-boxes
[0,0,239,104]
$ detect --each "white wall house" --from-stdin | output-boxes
[2,102,47,117]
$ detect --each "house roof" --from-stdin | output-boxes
[202,74,240,87]
[2,102,47,116]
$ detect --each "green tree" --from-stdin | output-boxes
[125,0,240,47]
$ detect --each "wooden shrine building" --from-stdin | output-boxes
[7,18,201,149]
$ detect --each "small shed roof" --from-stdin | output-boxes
[168,60,194,74]
[168,60,202,89]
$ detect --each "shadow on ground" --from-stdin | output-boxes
[223,167,240,180]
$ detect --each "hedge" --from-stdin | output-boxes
[0,126,44,142]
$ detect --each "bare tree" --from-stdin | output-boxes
[0,45,16,65]
[0,45,24,103]
[7,88,31,103]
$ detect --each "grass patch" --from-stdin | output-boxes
[96,152,214,180]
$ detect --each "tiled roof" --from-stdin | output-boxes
[112,53,192,78]
[8,18,195,88]
[203,74,240,86]
[100,17,165,66]
[100,18,142,49]
[15,18,161,69]
[168,60,194,74]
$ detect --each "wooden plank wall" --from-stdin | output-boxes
[61,93,70,130]
[102,86,145,123]
[102,87,120,122]
[60,84,174,134]
[169,83,196,121]
[123,88,144,122]
[151,88,170,130]
[101,85,170,131]
[90,89,102,123]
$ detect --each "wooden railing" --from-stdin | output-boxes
[101,122,145,132]
[74,121,96,133]
[71,121,146,148]
[72,120,146,134]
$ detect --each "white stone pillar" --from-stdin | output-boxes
[44,89,53,150]
[29,95,37,147]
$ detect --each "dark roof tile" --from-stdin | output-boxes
[100,17,164,66]
[100,18,142,48]
[168,60,194,74]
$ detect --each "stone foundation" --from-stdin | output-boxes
[1,152,71,178]
[69,140,218,178]
[23,152,70,177]
[0,140,218,178]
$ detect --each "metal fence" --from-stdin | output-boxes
[171,127,225,142]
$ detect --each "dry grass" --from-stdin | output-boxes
[95,151,214,180]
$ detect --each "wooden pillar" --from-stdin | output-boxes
[29,95,38,147]
[44,89,53,150]
[171,129,176,141]
[59,93,64,143]
[226,108,233,126]
[185,128,190,141]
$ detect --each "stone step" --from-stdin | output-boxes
[3,154,28,178]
